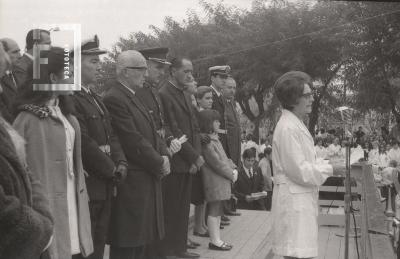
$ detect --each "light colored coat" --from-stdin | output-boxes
[13,110,93,259]
[271,109,332,258]
[201,134,236,202]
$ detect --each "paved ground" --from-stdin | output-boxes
[188,210,272,259]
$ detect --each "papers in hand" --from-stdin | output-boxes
[250,191,268,199]
[178,135,188,144]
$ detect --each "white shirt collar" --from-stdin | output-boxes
[24,52,34,61]
[119,81,135,95]
[81,85,90,94]
[244,166,253,178]
[210,85,221,97]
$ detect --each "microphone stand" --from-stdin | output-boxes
[344,136,351,259]
[335,107,359,259]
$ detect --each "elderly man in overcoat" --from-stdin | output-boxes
[104,50,173,259]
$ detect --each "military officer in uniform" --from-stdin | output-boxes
[137,47,182,156]
[72,35,128,259]
[209,65,241,218]
[136,47,170,140]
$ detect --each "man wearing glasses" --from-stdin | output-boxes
[104,50,171,259]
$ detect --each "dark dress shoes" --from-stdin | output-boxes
[187,243,197,249]
[187,239,200,249]
[221,215,230,222]
[193,231,209,237]
[225,211,241,216]
[220,221,230,226]
[175,251,200,258]
[208,242,233,251]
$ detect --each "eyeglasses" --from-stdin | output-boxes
[301,92,313,98]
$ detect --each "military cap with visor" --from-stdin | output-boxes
[138,47,171,65]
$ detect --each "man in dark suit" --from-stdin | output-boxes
[72,35,128,259]
[104,50,174,259]
[158,57,204,259]
[209,65,228,136]
[13,29,51,88]
[0,38,20,122]
[234,148,267,210]
[221,77,241,168]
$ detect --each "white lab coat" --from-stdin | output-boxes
[271,109,333,258]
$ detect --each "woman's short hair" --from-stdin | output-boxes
[195,86,212,100]
[274,71,312,110]
[197,109,221,134]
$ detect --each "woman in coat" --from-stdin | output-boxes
[271,71,334,259]
[12,47,93,259]
[198,109,238,251]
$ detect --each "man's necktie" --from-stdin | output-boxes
[8,72,17,89]
[89,90,104,116]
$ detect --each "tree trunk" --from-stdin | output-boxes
[308,95,321,136]
[253,116,261,143]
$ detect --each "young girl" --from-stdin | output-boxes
[198,109,238,251]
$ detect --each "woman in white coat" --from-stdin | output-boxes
[271,71,335,259]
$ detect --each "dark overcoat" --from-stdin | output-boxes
[73,89,126,201]
[223,98,241,166]
[0,73,18,122]
[158,81,201,173]
[103,81,167,247]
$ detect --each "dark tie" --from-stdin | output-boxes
[8,72,17,89]
[88,90,104,116]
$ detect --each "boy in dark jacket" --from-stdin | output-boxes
[234,148,267,210]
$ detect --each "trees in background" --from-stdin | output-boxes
[99,0,400,139]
